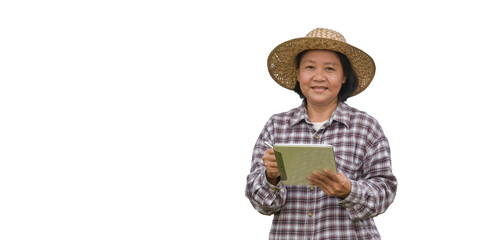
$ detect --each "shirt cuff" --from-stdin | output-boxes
[338,180,361,209]
[263,175,284,193]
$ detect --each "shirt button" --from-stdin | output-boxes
[313,135,319,140]
[308,212,313,217]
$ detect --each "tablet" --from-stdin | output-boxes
[273,144,336,186]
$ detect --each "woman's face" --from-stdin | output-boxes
[297,50,346,107]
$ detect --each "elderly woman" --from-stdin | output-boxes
[245,28,397,240]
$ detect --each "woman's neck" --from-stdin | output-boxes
[306,100,338,122]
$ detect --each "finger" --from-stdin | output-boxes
[311,170,324,178]
[311,171,330,183]
[266,148,275,155]
[262,154,279,176]
[262,154,276,164]
[309,171,341,196]
[264,160,278,168]
[322,169,342,183]
[308,173,329,188]
[265,163,280,179]
[308,177,333,195]
[262,148,276,159]
[322,168,337,177]
[307,176,322,188]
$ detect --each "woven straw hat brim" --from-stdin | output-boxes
[267,37,376,96]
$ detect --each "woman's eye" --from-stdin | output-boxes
[305,65,315,69]
[326,67,335,71]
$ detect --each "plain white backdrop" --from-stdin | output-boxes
[1,0,479,239]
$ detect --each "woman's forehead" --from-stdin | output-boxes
[300,50,341,63]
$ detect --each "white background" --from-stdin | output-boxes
[1,0,479,239]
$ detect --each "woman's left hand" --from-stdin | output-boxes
[308,169,351,199]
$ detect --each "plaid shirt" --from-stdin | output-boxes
[245,102,397,240]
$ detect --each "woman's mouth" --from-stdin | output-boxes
[312,87,328,92]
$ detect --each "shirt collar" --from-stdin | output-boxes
[331,102,351,128]
[289,101,351,128]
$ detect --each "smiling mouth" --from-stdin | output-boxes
[312,87,328,91]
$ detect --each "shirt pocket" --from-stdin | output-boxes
[334,154,363,181]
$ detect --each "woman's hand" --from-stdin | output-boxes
[308,169,351,199]
[262,148,280,185]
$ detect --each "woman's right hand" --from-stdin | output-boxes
[262,148,280,185]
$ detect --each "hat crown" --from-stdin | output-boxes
[305,28,346,42]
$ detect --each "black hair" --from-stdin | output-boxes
[293,50,359,102]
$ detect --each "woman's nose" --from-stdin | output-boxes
[312,69,326,81]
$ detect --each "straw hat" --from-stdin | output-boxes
[267,28,376,96]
